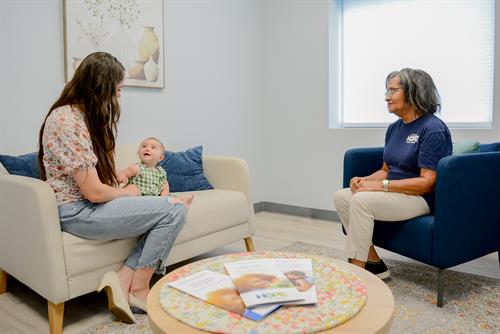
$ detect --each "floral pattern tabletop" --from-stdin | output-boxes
[159,251,367,334]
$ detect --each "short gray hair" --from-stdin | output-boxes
[386,68,441,115]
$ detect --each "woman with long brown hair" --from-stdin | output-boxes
[38,52,186,323]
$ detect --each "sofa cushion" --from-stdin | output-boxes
[62,233,138,277]
[160,146,213,192]
[479,142,500,152]
[175,189,250,244]
[0,152,40,178]
[62,189,250,277]
[452,141,480,155]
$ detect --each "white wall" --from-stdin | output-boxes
[0,0,266,201]
[259,0,500,211]
[1,0,500,210]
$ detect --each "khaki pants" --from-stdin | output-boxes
[333,187,430,261]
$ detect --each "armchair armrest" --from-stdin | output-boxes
[0,175,69,303]
[202,156,254,215]
[433,152,500,267]
[343,147,384,188]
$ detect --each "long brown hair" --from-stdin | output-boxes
[38,52,125,186]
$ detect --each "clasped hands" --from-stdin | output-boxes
[349,177,383,193]
[115,173,140,196]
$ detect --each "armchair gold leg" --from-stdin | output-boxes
[244,237,255,252]
[0,270,7,294]
[48,301,64,334]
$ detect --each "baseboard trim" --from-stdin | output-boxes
[254,201,340,222]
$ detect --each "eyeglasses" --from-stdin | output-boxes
[385,87,403,97]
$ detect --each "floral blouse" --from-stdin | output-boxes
[42,105,97,205]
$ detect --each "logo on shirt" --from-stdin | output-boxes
[406,134,419,144]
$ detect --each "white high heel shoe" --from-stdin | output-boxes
[96,271,136,323]
[129,293,148,313]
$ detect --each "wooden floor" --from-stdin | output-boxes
[0,212,498,333]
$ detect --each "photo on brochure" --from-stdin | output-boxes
[167,270,280,321]
[271,258,317,305]
[224,259,304,308]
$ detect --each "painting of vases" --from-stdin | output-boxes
[138,26,160,63]
[64,0,164,88]
[144,55,159,82]
[131,26,160,82]
[128,59,147,80]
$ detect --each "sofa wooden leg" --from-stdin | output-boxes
[0,270,7,294]
[244,237,255,252]
[48,301,64,334]
[437,268,444,307]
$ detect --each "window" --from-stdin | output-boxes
[330,0,496,128]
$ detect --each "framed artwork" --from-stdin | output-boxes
[63,0,164,88]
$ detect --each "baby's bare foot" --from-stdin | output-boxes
[181,194,194,209]
[185,194,194,204]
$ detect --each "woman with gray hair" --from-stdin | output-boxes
[333,68,452,279]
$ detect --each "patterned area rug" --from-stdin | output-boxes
[81,242,500,333]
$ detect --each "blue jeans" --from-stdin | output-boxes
[58,197,187,274]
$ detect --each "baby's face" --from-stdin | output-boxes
[138,139,164,166]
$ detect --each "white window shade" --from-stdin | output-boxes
[334,0,495,128]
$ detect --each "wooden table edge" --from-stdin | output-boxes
[147,254,395,334]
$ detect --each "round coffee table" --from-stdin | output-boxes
[148,252,394,334]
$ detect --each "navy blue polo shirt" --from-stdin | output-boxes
[383,114,452,212]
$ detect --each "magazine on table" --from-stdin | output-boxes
[167,270,280,321]
[271,258,317,305]
[224,259,304,308]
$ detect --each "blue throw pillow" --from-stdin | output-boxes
[159,146,213,192]
[0,152,40,178]
[479,142,500,153]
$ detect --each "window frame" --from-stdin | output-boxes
[329,0,497,130]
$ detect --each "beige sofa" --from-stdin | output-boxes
[0,145,255,334]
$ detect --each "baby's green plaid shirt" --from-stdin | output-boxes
[129,163,167,196]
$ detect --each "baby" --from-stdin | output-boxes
[117,137,194,207]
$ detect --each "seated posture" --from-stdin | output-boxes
[38,52,187,323]
[117,137,194,207]
[333,68,452,279]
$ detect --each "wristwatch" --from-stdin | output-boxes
[382,179,390,192]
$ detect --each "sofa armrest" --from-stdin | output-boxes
[432,152,500,267]
[203,156,254,213]
[0,175,69,303]
[343,147,384,188]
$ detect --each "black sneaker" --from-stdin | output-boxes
[364,260,391,279]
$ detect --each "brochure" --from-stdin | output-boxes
[272,258,317,305]
[224,259,304,308]
[167,270,280,321]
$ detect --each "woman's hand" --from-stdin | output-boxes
[116,164,140,186]
[116,172,128,185]
[74,168,141,203]
[350,164,389,193]
[350,176,366,192]
[353,180,383,193]
[123,184,141,196]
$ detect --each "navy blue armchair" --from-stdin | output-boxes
[342,143,500,307]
